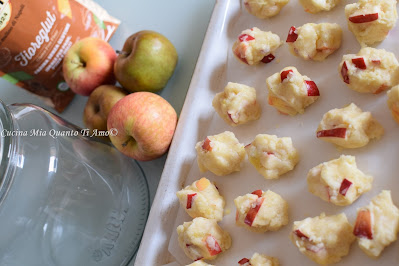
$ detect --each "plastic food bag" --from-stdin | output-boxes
[0,0,120,112]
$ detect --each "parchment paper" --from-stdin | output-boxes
[168,0,399,265]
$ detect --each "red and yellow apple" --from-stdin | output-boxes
[83,85,128,136]
[63,37,117,96]
[107,92,177,161]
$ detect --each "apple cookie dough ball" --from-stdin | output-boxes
[177,217,232,261]
[212,82,261,126]
[353,190,399,258]
[245,134,299,179]
[387,85,399,124]
[238,252,279,266]
[339,47,399,94]
[307,155,373,206]
[244,0,290,18]
[232,27,282,66]
[266,66,320,116]
[345,0,398,46]
[234,190,289,233]
[299,0,340,13]
[290,213,355,265]
[176,177,225,221]
[316,103,384,149]
[286,23,342,61]
[186,261,214,266]
[195,131,246,176]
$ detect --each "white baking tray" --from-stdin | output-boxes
[135,0,399,265]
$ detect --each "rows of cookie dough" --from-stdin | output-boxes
[175,176,399,264]
[233,0,399,115]
[231,25,399,121]
[175,177,281,265]
[291,190,399,264]
[243,0,398,47]
[174,0,399,264]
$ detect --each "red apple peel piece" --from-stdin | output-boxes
[261,54,275,63]
[205,235,222,256]
[371,59,381,65]
[251,190,263,197]
[354,209,373,239]
[339,178,352,196]
[186,193,197,209]
[286,26,298,42]
[352,57,367,70]
[238,258,250,265]
[202,138,212,151]
[341,62,350,84]
[194,257,204,261]
[228,112,237,124]
[374,84,388,94]
[244,197,264,226]
[305,80,320,96]
[281,69,293,82]
[239,34,255,42]
[233,46,249,65]
[294,229,309,240]
[349,13,379,23]
[317,128,347,138]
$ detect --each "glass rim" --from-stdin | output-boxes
[0,99,15,205]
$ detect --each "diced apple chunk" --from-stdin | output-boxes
[205,235,222,256]
[339,178,352,196]
[261,54,275,63]
[349,13,379,23]
[280,69,293,82]
[238,258,250,265]
[286,26,298,42]
[305,80,320,96]
[202,138,212,151]
[186,193,197,209]
[352,57,367,69]
[196,177,210,191]
[251,189,263,197]
[244,197,264,226]
[316,128,347,138]
[294,229,309,240]
[353,209,373,240]
[239,34,255,42]
[341,61,350,84]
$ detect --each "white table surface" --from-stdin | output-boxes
[0,0,216,205]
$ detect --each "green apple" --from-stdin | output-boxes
[83,85,127,137]
[114,31,178,92]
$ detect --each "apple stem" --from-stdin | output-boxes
[116,50,129,56]
[122,137,135,147]
[71,60,85,67]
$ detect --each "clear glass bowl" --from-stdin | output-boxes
[0,101,150,266]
